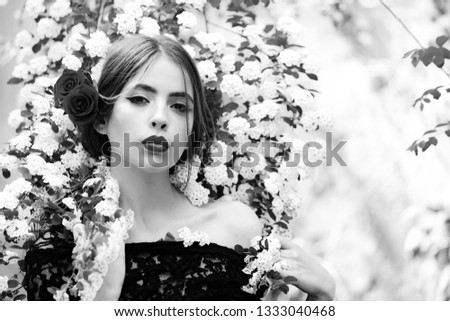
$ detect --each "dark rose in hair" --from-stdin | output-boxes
[54,69,91,108]
[62,84,99,126]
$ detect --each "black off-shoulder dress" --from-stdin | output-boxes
[23,228,263,301]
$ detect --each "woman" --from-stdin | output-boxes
[24,35,335,301]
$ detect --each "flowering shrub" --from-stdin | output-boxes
[0,0,328,300]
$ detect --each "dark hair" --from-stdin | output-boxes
[81,35,215,167]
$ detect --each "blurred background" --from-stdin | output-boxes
[1,0,450,300]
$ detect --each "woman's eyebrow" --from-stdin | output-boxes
[130,83,194,103]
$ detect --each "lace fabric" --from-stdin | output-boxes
[23,230,263,301]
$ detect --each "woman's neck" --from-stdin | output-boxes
[110,165,189,228]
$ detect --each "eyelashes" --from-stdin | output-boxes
[126,96,192,112]
[126,96,149,105]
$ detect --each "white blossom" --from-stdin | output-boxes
[242,25,264,47]
[139,17,160,37]
[123,1,143,20]
[62,197,76,210]
[28,56,49,76]
[100,177,121,203]
[0,276,8,292]
[239,60,261,81]
[7,109,24,129]
[195,32,226,53]
[197,60,217,82]
[248,99,280,122]
[278,48,302,67]
[18,206,32,220]
[35,76,54,88]
[204,164,229,185]
[51,107,75,132]
[114,14,137,35]
[14,30,33,48]
[48,42,68,62]
[317,112,335,129]
[53,289,69,301]
[183,181,209,206]
[0,216,9,230]
[260,79,279,99]
[6,219,30,238]
[182,44,196,58]
[71,23,88,35]
[12,63,30,80]
[178,226,210,247]
[37,18,62,39]
[90,59,105,83]
[31,95,51,115]
[220,74,244,97]
[264,172,283,195]
[0,155,19,172]
[302,54,321,74]
[0,192,19,210]
[62,54,82,70]
[85,31,110,58]
[95,200,118,217]
[285,86,314,109]
[67,33,84,51]
[177,11,198,29]
[4,178,32,197]
[220,54,236,73]
[33,122,59,156]
[25,0,45,18]
[227,117,250,136]
[9,131,32,152]
[239,84,259,103]
[276,16,306,39]
[48,0,72,21]
[25,154,47,175]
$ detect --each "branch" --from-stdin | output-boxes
[97,0,106,30]
[379,0,450,78]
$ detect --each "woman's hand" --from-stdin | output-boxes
[94,242,126,301]
[269,237,335,301]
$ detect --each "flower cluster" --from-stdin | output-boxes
[237,234,293,295]
[1,0,330,301]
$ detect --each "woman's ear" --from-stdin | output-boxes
[93,117,108,135]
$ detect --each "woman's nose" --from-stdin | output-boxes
[151,120,167,129]
[151,100,168,130]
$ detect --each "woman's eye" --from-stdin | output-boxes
[126,96,149,105]
[171,103,190,112]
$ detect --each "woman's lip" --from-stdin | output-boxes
[143,142,169,153]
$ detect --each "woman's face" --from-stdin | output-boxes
[105,53,195,172]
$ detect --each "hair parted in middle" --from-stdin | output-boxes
[80,34,216,168]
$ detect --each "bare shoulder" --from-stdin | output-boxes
[213,200,262,247]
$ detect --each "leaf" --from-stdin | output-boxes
[422,137,438,152]
[403,49,417,59]
[20,110,33,118]
[264,24,274,33]
[283,276,298,284]
[306,73,318,81]
[436,35,449,47]
[7,279,19,288]
[14,294,26,301]
[2,168,11,179]
[7,77,24,85]
[234,244,244,254]
[279,284,290,294]
[208,0,221,9]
